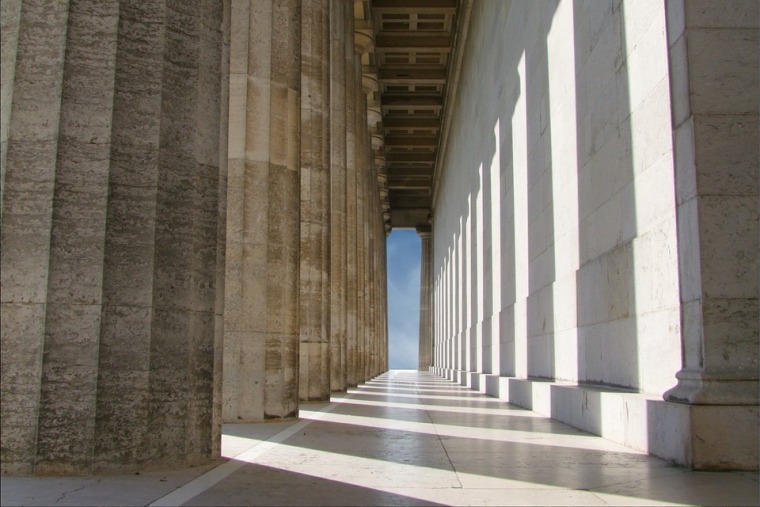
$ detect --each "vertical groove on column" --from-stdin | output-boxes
[213,0,231,460]
[0,0,23,211]
[145,0,205,467]
[96,0,166,470]
[184,0,225,465]
[222,0,252,422]
[36,0,120,475]
[0,0,71,475]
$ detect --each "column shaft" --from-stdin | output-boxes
[418,230,433,370]
[344,8,358,387]
[1,0,228,474]
[299,0,331,402]
[354,53,366,384]
[329,0,348,392]
[223,0,300,421]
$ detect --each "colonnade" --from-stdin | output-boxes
[425,0,758,470]
[1,0,388,475]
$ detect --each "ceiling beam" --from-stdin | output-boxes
[382,95,443,107]
[379,68,447,82]
[373,0,456,12]
[382,118,440,129]
[375,36,452,49]
[385,153,436,163]
[385,136,437,147]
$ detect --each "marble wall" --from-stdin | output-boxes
[431,0,758,470]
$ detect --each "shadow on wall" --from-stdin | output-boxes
[432,0,693,457]
[572,0,639,423]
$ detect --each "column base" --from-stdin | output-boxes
[664,369,759,405]
[429,368,759,470]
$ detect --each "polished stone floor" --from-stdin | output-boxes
[2,370,758,506]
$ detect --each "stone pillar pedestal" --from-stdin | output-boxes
[663,0,758,470]
[299,0,331,402]
[223,0,301,422]
[418,227,433,371]
[1,0,229,474]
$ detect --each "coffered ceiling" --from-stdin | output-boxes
[364,0,464,231]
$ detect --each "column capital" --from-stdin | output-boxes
[416,225,432,238]
[354,26,374,56]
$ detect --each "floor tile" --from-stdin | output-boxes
[2,370,757,507]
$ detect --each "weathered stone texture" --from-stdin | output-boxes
[299,0,331,402]
[1,0,228,474]
[344,10,358,388]
[329,0,348,393]
[223,0,301,422]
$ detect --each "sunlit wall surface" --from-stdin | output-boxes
[431,0,685,459]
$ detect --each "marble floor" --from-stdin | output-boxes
[2,370,758,506]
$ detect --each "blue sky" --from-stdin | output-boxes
[386,230,421,369]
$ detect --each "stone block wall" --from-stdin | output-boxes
[431,0,758,469]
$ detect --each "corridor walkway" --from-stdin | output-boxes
[3,371,757,506]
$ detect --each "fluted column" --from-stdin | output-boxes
[354,15,373,384]
[329,0,348,393]
[223,0,300,421]
[344,7,358,387]
[299,0,331,402]
[354,57,366,384]
[418,227,433,371]
[0,0,22,213]
[1,0,228,474]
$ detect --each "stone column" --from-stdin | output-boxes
[344,7,358,387]
[373,173,386,377]
[663,0,758,469]
[329,0,348,393]
[223,0,300,421]
[214,0,233,461]
[355,66,366,385]
[0,0,22,213]
[299,0,331,402]
[1,0,228,474]
[418,227,433,371]
[365,148,376,380]
[354,18,373,384]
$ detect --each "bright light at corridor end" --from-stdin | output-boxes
[386,230,421,369]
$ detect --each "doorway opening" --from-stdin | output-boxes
[386,229,422,369]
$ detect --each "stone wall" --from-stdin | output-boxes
[431,0,758,469]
